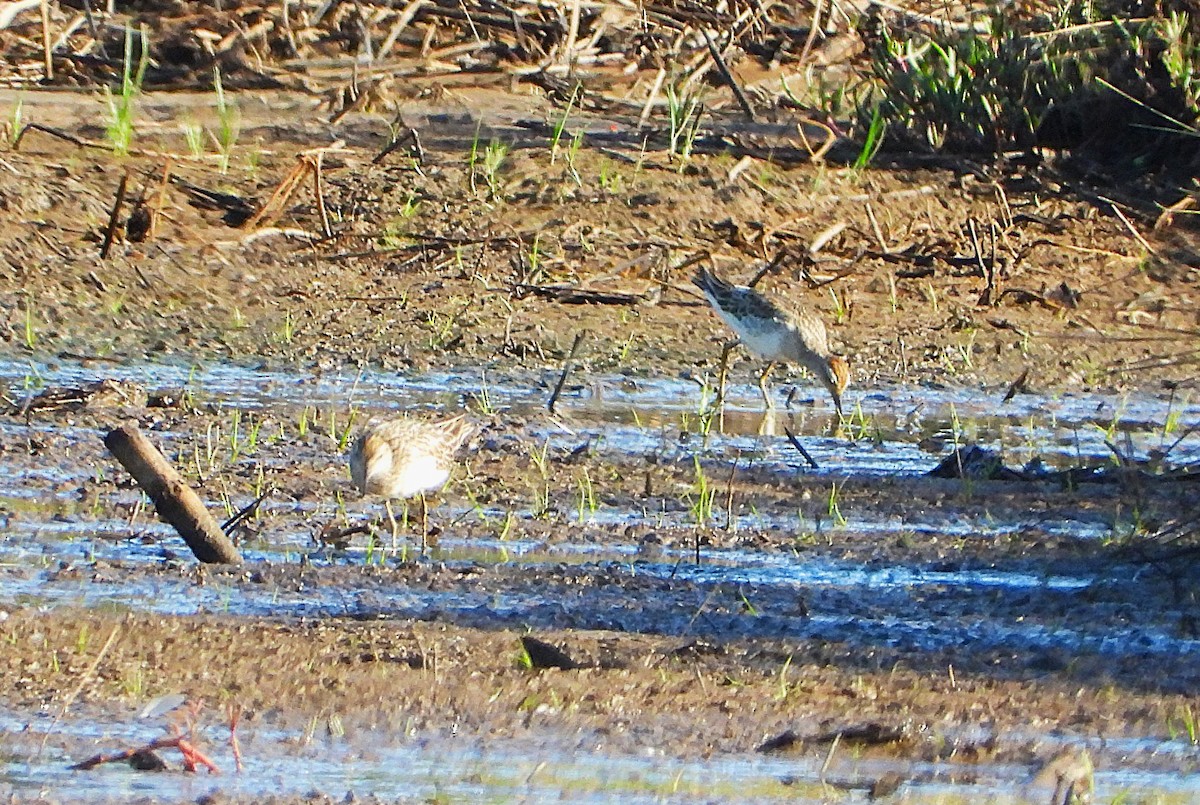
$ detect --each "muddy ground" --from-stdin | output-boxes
[1,82,1197,391]
[0,71,1198,801]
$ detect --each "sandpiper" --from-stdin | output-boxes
[692,265,849,414]
[348,413,476,550]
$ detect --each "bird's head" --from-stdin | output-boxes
[824,355,850,416]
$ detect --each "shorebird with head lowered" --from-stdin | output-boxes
[349,413,476,551]
[692,265,849,415]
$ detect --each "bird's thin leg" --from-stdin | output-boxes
[757,362,776,410]
[716,339,738,412]
[385,499,399,553]
[419,493,428,555]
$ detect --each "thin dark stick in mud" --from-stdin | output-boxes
[79,0,106,58]
[682,586,721,635]
[99,172,129,260]
[1163,422,1200,461]
[104,425,242,564]
[372,124,424,166]
[1001,368,1029,403]
[746,249,788,289]
[220,488,273,536]
[11,123,107,153]
[1104,438,1139,469]
[783,427,820,469]
[547,330,586,414]
[723,455,739,531]
[702,29,755,122]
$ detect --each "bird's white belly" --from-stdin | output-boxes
[372,454,450,499]
[722,313,789,361]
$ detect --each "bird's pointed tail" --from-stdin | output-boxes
[691,265,733,297]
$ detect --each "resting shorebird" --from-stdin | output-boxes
[693,265,849,415]
[349,413,476,551]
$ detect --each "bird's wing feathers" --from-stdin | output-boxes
[694,266,787,325]
[694,266,830,353]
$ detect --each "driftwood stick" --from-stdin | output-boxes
[104,425,242,564]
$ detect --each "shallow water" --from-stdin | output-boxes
[4,358,1197,467]
[1,711,1196,804]
[1,357,1198,801]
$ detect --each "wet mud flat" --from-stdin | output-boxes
[0,6,1196,797]
[1,360,1199,802]
[1,600,1198,804]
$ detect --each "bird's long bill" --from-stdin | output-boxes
[827,356,850,419]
